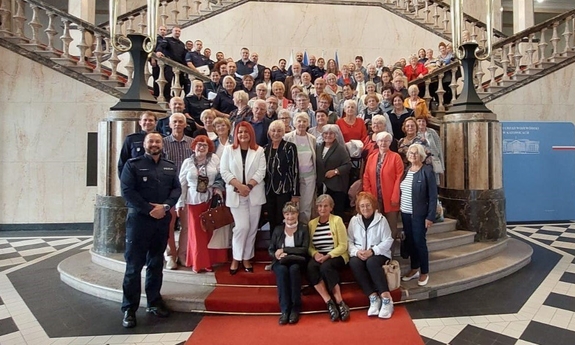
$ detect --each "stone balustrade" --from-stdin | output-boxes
[409,8,575,116]
[0,0,208,109]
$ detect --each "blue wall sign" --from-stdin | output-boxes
[502,122,575,222]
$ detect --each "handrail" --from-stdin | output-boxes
[99,0,177,27]
[407,60,462,86]
[23,0,110,36]
[429,0,507,39]
[156,55,210,82]
[493,8,575,48]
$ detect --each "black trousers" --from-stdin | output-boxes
[121,212,170,312]
[265,192,292,232]
[272,261,305,314]
[349,255,390,297]
[321,187,346,219]
[307,256,346,292]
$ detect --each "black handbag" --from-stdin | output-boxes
[279,255,306,266]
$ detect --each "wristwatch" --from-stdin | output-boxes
[247,184,254,190]
[334,168,339,175]
[163,204,170,212]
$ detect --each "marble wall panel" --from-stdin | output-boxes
[182,2,447,67]
[0,48,117,224]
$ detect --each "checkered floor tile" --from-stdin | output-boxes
[510,224,575,256]
[0,237,91,271]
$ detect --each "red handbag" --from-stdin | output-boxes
[199,195,234,232]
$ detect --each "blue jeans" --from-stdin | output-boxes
[401,213,429,274]
[272,261,304,314]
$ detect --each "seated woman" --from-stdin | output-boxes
[269,202,310,325]
[308,194,350,322]
[400,144,438,287]
[347,192,394,318]
[176,135,226,273]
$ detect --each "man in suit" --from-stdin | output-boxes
[284,62,302,101]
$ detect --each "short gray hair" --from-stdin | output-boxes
[316,194,335,208]
[372,114,387,126]
[375,131,392,142]
[409,143,427,162]
[294,112,310,124]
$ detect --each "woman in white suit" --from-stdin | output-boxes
[284,112,316,224]
[220,121,267,275]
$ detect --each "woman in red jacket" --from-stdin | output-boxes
[362,131,404,239]
[403,55,428,82]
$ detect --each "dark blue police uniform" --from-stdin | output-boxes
[120,154,181,313]
[117,131,147,178]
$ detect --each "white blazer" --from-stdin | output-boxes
[220,145,266,208]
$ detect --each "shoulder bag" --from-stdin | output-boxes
[200,195,234,233]
[382,259,401,291]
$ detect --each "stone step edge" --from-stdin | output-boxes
[58,252,212,312]
[401,238,532,301]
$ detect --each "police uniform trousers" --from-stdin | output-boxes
[121,210,171,312]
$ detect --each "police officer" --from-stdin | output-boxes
[117,112,158,178]
[120,132,181,328]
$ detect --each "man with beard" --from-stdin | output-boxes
[284,62,303,101]
[118,112,158,178]
[287,51,311,75]
[120,132,181,328]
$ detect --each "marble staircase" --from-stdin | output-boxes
[58,218,533,314]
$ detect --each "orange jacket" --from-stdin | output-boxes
[404,97,430,117]
[362,150,404,212]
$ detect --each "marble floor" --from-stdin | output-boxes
[0,223,574,345]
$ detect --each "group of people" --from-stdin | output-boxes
[118,36,448,328]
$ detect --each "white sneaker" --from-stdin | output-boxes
[264,264,272,271]
[367,295,381,316]
[166,257,178,270]
[378,297,394,319]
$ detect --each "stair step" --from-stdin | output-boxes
[100,79,124,87]
[91,250,218,285]
[116,86,130,93]
[50,57,78,67]
[67,64,93,73]
[401,238,532,300]
[58,251,213,312]
[536,61,555,69]
[427,230,475,252]
[35,50,60,58]
[512,73,530,81]
[399,237,509,273]
[83,72,109,81]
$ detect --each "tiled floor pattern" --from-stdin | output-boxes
[415,223,575,345]
[0,224,574,344]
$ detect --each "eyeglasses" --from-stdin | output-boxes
[279,117,291,120]
[407,151,418,156]
[196,143,209,148]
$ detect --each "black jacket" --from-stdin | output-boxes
[268,223,310,264]
[264,140,300,197]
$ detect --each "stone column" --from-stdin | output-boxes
[439,42,506,242]
[92,110,165,255]
[513,0,534,33]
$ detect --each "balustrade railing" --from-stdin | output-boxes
[0,0,208,106]
[408,8,575,115]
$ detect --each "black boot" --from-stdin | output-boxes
[278,312,289,325]
[338,300,350,321]
[122,310,136,328]
[326,300,340,322]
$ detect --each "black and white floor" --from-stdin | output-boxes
[0,223,574,345]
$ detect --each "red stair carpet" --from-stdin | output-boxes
[186,307,424,345]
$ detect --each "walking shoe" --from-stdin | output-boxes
[378,297,394,319]
[288,310,300,324]
[264,263,272,271]
[338,301,350,321]
[401,270,420,282]
[367,294,381,316]
[278,312,289,325]
[146,300,170,318]
[326,300,340,322]
[166,257,178,270]
[122,310,136,328]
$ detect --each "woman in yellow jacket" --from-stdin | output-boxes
[404,84,431,117]
[308,194,350,322]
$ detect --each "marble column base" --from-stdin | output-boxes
[93,195,127,255]
[439,188,507,241]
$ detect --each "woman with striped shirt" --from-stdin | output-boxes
[399,144,437,287]
[307,194,350,322]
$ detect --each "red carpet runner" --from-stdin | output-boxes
[186,308,424,345]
